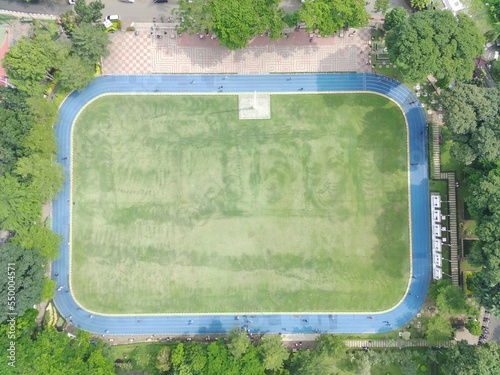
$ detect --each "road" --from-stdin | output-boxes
[0,0,179,24]
[0,0,304,26]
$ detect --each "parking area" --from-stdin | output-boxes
[481,309,500,344]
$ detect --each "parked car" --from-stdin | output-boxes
[153,0,168,3]
[68,0,75,4]
[121,0,134,2]
[106,15,121,21]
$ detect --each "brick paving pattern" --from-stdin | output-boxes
[103,25,373,75]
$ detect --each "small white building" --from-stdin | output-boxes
[442,0,466,15]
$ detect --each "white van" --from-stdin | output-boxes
[106,15,121,21]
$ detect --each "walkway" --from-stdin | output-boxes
[431,124,459,286]
[345,339,454,348]
[102,26,373,75]
[51,73,430,335]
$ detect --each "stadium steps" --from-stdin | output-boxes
[431,124,459,287]
[344,339,455,348]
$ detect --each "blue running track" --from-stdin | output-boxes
[51,73,430,335]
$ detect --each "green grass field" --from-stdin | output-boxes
[71,94,410,314]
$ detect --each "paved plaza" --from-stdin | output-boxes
[102,25,373,75]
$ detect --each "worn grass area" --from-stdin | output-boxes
[463,0,494,36]
[71,94,410,314]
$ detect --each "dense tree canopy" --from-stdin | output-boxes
[258,335,290,371]
[0,174,41,231]
[177,0,285,50]
[374,0,390,15]
[386,10,484,81]
[300,0,370,37]
[441,84,500,165]
[0,243,46,323]
[59,55,96,92]
[71,23,111,64]
[0,326,115,373]
[464,162,500,315]
[383,6,407,31]
[74,0,105,24]
[2,34,69,94]
[429,279,468,315]
[0,108,34,175]
[423,315,454,345]
[442,341,500,375]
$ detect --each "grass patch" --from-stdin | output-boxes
[463,0,495,37]
[72,94,410,314]
[429,180,448,200]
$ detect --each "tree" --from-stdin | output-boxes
[374,0,390,15]
[2,35,69,94]
[59,55,96,92]
[435,285,468,315]
[410,0,431,10]
[288,349,334,375]
[492,59,500,82]
[0,174,41,231]
[466,319,482,336]
[0,86,29,112]
[0,243,46,323]
[283,11,301,28]
[25,96,59,131]
[133,345,152,369]
[258,335,289,371]
[383,7,407,31]
[210,0,286,50]
[441,84,500,165]
[466,165,500,221]
[60,10,78,36]
[2,326,114,373]
[470,269,500,316]
[315,334,346,357]
[422,315,454,345]
[23,123,58,159]
[41,276,56,301]
[206,341,238,375]
[175,0,213,35]
[71,23,111,63]
[10,224,61,260]
[74,0,105,24]
[0,108,34,175]
[171,343,186,369]
[176,0,285,50]
[156,346,172,373]
[227,328,251,360]
[185,343,208,373]
[14,154,65,202]
[443,340,500,375]
[300,0,370,37]
[386,10,484,81]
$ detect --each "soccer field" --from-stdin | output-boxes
[71,94,410,314]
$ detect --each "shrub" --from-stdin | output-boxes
[283,11,301,28]
[466,319,482,336]
[491,60,500,82]
[126,26,135,31]
[464,271,475,295]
